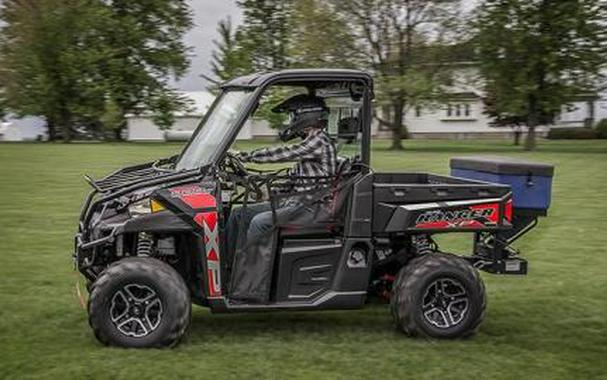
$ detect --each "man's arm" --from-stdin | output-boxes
[238,133,324,164]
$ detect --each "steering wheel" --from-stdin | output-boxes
[224,152,265,202]
[224,151,249,177]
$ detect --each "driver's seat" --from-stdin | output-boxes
[279,158,359,237]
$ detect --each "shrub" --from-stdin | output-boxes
[547,127,599,140]
[595,119,607,139]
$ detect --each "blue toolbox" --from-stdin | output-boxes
[450,156,554,211]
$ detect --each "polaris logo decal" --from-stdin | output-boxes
[415,203,499,229]
[169,184,204,197]
[170,185,217,210]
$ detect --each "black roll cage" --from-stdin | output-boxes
[177,69,375,173]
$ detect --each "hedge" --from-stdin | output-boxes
[547,127,600,140]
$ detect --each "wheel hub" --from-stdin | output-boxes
[130,305,143,316]
[422,278,469,329]
[109,283,163,338]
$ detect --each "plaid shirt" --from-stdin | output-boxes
[238,129,337,192]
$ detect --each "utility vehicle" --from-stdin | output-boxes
[74,69,553,348]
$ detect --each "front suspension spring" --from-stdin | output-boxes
[136,233,153,256]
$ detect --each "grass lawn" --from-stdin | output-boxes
[0,139,606,379]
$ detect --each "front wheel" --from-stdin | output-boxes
[391,253,486,339]
[88,257,191,348]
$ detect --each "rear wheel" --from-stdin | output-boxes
[391,253,486,339]
[88,257,191,348]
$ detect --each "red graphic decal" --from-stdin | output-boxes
[415,203,499,229]
[196,211,221,298]
[169,185,217,209]
[470,203,499,224]
[505,199,513,222]
[182,193,216,209]
[207,249,218,261]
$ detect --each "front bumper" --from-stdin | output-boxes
[73,219,121,275]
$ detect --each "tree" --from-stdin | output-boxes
[331,0,461,150]
[98,0,193,138]
[237,0,294,71]
[204,0,294,91]
[475,0,607,150]
[0,0,193,141]
[205,17,253,90]
[0,0,111,141]
[483,93,526,145]
[289,0,361,68]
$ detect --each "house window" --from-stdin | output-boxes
[442,102,476,120]
[415,106,422,117]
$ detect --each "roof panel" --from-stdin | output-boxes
[221,68,373,89]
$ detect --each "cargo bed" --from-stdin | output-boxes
[372,173,512,234]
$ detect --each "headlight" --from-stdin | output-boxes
[127,198,165,217]
[128,198,152,216]
[150,199,165,213]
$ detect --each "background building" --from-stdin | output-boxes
[126,91,276,141]
[0,116,46,141]
[125,84,607,142]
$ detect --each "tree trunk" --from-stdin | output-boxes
[46,119,57,141]
[390,100,406,150]
[525,95,539,151]
[524,126,536,151]
[113,125,123,141]
[59,115,72,143]
[57,106,73,143]
[391,124,403,150]
[513,130,521,146]
[62,126,72,143]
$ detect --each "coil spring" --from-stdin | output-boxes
[136,233,153,256]
[413,234,434,255]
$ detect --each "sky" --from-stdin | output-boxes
[176,0,243,91]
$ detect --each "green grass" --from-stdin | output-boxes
[0,139,606,379]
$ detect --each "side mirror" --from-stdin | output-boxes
[337,117,360,143]
[349,82,365,101]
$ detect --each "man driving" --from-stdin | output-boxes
[226,94,337,303]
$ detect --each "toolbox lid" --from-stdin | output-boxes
[450,156,554,176]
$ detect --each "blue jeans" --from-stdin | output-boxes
[226,198,326,302]
[225,202,272,268]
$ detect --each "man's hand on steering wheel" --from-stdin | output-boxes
[224,151,265,202]
[225,151,249,177]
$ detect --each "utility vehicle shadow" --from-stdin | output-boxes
[187,306,392,341]
[184,296,587,352]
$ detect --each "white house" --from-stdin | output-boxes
[375,66,605,139]
[127,80,606,142]
[555,94,607,127]
[126,91,276,141]
[126,91,215,141]
[0,116,46,141]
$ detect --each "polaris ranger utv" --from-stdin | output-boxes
[74,69,553,348]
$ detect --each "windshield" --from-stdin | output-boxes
[176,89,254,170]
